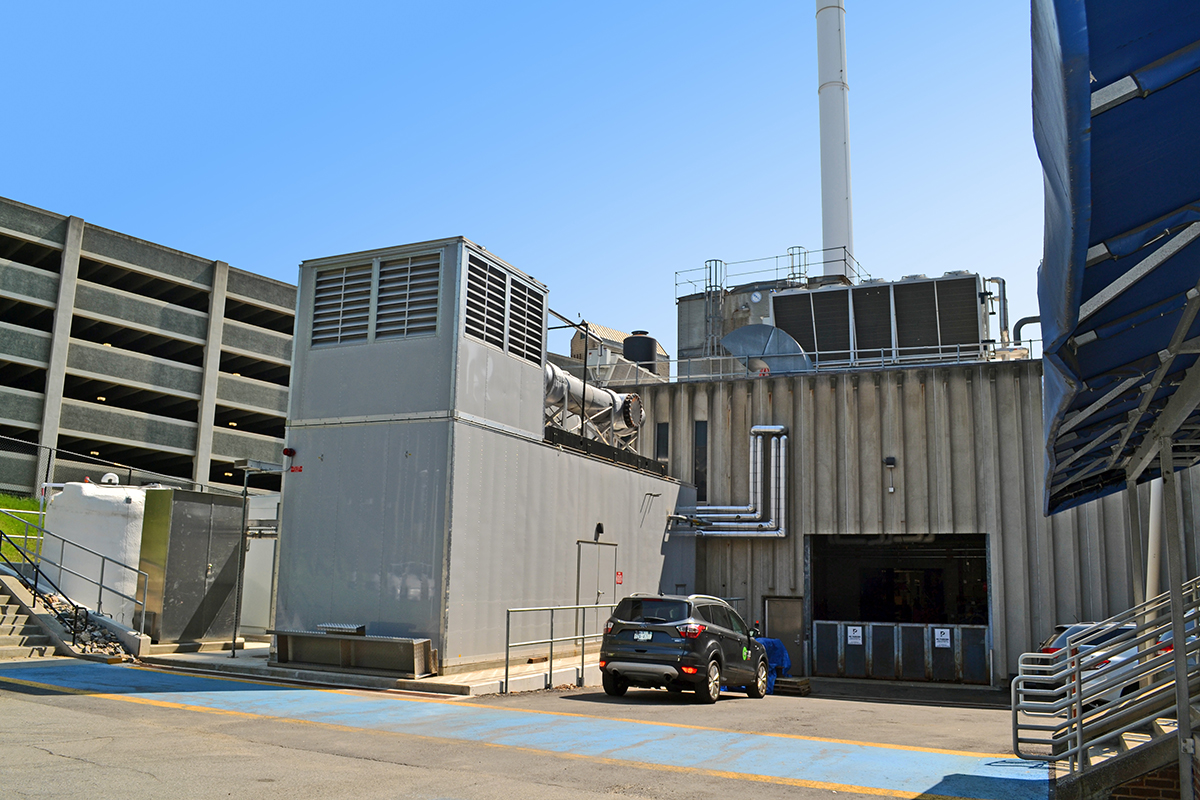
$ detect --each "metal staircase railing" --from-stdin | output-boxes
[0,527,87,647]
[1012,575,1200,774]
[0,508,147,633]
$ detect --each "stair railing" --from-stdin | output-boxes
[1,508,147,636]
[1012,575,1200,774]
[0,527,87,646]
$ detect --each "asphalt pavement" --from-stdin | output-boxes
[0,656,1049,800]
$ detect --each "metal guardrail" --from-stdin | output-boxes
[1012,576,1200,774]
[503,602,617,694]
[0,528,86,646]
[0,508,148,634]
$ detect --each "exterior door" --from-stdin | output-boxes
[764,597,805,677]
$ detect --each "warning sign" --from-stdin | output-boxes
[934,628,951,648]
[615,571,623,585]
[847,626,863,646]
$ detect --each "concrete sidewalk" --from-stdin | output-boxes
[137,642,603,696]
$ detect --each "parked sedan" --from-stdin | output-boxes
[1035,623,1140,709]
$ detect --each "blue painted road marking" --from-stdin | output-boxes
[0,661,1050,800]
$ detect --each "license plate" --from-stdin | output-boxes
[633,630,653,642]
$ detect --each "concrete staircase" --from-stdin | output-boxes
[0,587,53,659]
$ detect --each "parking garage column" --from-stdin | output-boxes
[38,216,84,457]
[193,261,229,484]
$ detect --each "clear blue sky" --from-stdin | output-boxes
[3,2,1043,360]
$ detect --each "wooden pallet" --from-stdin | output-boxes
[773,677,811,696]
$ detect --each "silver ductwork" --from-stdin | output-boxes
[677,426,787,537]
[543,362,644,435]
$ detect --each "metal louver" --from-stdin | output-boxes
[507,280,544,364]
[376,253,440,340]
[312,265,371,346]
[464,255,506,349]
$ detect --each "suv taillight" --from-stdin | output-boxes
[605,621,613,634]
[676,623,706,638]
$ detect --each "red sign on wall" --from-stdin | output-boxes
[615,571,623,585]
[290,466,303,473]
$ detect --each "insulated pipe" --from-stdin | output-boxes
[681,425,785,515]
[1013,316,1040,345]
[699,436,781,531]
[1146,477,1164,600]
[543,362,643,434]
[988,277,1010,343]
[817,0,854,274]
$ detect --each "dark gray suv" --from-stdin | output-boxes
[599,593,769,703]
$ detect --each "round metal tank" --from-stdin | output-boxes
[623,330,658,370]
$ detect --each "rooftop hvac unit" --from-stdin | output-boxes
[768,273,988,366]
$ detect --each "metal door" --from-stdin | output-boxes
[764,597,805,677]
[575,540,618,638]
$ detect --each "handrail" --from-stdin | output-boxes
[0,528,87,647]
[503,602,617,694]
[0,509,148,634]
[1012,575,1200,773]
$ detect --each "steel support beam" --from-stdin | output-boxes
[1158,437,1195,800]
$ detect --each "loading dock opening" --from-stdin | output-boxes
[810,534,990,684]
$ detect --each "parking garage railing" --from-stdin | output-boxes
[503,602,617,694]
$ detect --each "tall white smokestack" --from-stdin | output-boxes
[816,0,854,278]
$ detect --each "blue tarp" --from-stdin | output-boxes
[1036,0,1200,513]
[755,637,791,694]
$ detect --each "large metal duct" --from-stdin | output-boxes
[817,0,854,274]
[543,362,644,435]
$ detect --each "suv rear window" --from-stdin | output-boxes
[613,598,690,623]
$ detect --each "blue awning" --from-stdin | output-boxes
[1037,0,1200,514]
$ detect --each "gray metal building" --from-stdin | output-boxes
[0,196,295,493]
[277,237,693,670]
[632,362,1200,684]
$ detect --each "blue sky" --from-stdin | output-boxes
[2,2,1043,360]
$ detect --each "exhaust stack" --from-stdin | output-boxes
[817,0,855,275]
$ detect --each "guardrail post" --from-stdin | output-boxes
[97,558,106,615]
[580,606,587,683]
[504,610,511,694]
[548,610,554,690]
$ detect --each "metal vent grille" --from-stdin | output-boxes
[465,255,507,349]
[312,265,372,346]
[935,278,982,345]
[772,293,817,353]
[507,280,544,364]
[376,253,440,340]
[852,285,892,352]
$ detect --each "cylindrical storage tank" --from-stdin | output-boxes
[623,330,658,370]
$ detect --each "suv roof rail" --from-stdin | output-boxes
[688,594,727,604]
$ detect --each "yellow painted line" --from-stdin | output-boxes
[123,664,1009,758]
[0,671,998,800]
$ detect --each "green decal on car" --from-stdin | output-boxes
[742,646,749,661]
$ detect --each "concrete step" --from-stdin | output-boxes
[0,633,50,648]
[1087,742,1122,766]
[0,643,53,660]
[1153,717,1178,737]
[0,620,35,636]
[1119,731,1152,752]
[0,604,23,617]
[0,612,32,627]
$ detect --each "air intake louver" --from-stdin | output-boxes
[376,253,440,340]
[465,255,507,349]
[312,265,372,346]
[507,280,545,364]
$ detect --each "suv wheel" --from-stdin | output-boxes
[747,659,768,698]
[602,671,627,697]
[697,659,721,704]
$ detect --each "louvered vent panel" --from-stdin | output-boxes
[507,280,545,364]
[311,265,372,346]
[376,253,441,340]
[465,255,507,349]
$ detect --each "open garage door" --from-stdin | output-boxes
[810,534,990,684]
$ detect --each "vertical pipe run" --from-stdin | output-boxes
[816,0,854,274]
[1147,477,1164,600]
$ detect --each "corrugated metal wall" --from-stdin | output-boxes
[638,359,1200,680]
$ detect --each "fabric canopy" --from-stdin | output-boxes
[1036,0,1200,514]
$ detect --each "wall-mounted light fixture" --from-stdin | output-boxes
[883,456,896,494]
